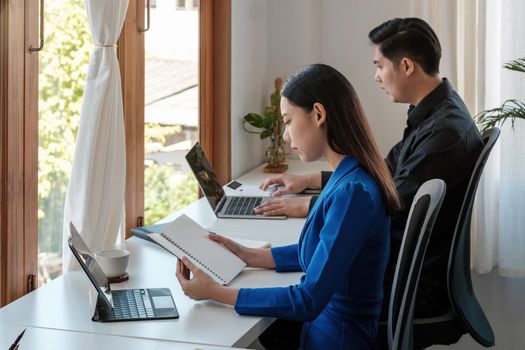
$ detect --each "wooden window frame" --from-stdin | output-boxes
[0,0,231,305]
[118,0,146,238]
[0,0,39,306]
[120,0,231,237]
[199,0,231,185]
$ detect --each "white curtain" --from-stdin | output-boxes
[410,0,525,277]
[62,0,129,271]
[473,0,525,277]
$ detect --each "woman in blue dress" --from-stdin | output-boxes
[176,64,401,349]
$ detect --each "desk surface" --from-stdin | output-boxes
[0,324,239,350]
[0,159,328,347]
[0,240,301,347]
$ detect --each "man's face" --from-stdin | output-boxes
[372,45,409,103]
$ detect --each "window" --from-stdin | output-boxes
[0,0,231,306]
[143,0,200,225]
[120,0,231,239]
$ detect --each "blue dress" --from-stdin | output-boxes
[234,156,391,349]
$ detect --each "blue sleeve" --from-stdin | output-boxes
[271,244,301,272]
[235,183,376,321]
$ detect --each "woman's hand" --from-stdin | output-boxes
[176,257,239,304]
[208,233,251,265]
[259,173,321,196]
[208,234,276,269]
[176,234,276,303]
[176,257,219,300]
[254,197,310,218]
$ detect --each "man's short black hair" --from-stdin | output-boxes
[369,17,441,75]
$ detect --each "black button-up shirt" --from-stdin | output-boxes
[312,79,483,317]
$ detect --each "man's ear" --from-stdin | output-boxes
[312,102,327,127]
[400,57,416,76]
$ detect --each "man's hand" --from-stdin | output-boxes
[260,173,321,196]
[255,197,310,218]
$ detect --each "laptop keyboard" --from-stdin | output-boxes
[224,197,262,215]
[112,289,155,320]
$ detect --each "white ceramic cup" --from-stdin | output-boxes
[94,248,130,278]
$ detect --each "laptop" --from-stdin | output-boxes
[68,221,179,322]
[185,142,286,219]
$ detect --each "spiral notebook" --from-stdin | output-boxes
[132,222,271,249]
[149,214,247,285]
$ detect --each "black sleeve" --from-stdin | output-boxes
[390,126,479,240]
[321,171,332,188]
[309,196,319,212]
[307,172,332,214]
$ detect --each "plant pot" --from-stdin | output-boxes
[264,144,287,173]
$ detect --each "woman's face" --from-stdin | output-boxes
[281,97,326,162]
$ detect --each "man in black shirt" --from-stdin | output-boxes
[256,18,483,348]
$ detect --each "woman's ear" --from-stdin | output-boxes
[312,102,327,127]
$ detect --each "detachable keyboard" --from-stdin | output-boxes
[224,197,262,215]
[111,289,155,320]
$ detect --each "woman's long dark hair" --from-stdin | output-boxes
[281,64,401,214]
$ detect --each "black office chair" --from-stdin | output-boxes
[447,127,500,346]
[388,179,446,350]
[413,127,500,348]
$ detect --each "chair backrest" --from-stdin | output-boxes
[389,179,447,350]
[447,127,500,347]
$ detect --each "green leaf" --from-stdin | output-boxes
[242,120,263,135]
[242,113,265,128]
[263,106,275,118]
[504,58,525,73]
[476,57,525,133]
[263,115,275,130]
[271,91,280,107]
[475,99,525,132]
[260,129,273,139]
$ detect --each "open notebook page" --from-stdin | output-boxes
[149,214,246,285]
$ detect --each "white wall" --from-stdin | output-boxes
[231,0,270,178]
[266,0,322,82]
[319,0,409,154]
[231,0,323,178]
[231,0,411,178]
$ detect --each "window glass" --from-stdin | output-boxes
[144,0,199,225]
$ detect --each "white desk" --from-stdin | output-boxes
[0,324,239,350]
[0,159,328,347]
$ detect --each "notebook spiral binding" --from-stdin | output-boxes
[160,232,226,284]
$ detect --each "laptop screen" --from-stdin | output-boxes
[68,222,113,309]
[185,142,225,210]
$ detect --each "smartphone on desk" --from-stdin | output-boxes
[227,180,242,190]
[226,181,273,197]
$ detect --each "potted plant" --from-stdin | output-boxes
[476,58,525,131]
[242,78,288,173]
